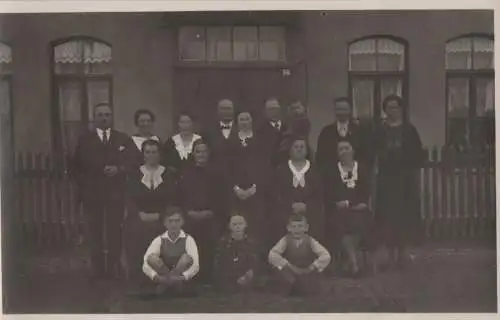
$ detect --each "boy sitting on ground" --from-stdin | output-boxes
[213,214,260,293]
[142,206,200,297]
[268,213,331,296]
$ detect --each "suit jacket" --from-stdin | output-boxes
[73,129,133,204]
[257,120,288,166]
[316,120,373,171]
[202,123,238,170]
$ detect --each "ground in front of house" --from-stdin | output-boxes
[3,241,497,314]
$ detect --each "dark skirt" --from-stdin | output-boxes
[325,207,373,253]
[375,173,422,247]
[123,212,163,288]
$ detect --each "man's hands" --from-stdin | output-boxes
[103,165,119,177]
[336,200,349,209]
[234,185,257,200]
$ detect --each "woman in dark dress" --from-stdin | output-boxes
[325,140,372,276]
[374,95,424,269]
[124,139,178,293]
[162,112,202,171]
[178,139,223,284]
[274,137,324,243]
[229,111,273,247]
[128,109,161,170]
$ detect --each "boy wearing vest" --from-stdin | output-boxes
[142,206,200,297]
[213,214,260,293]
[268,213,331,296]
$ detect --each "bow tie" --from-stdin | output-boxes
[271,121,281,130]
[221,124,231,130]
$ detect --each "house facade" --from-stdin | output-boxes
[0,10,494,160]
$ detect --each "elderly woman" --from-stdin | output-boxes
[374,95,423,270]
[125,139,178,293]
[324,140,372,277]
[177,139,223,284]
[229,111,273,246]
[273,137,324,243]
[163,112,202,171]
[128,109,161,169]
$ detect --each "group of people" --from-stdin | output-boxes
[72,94,423,298]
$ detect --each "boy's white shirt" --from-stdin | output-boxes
[268,235,331,272]
[142,229,200,281]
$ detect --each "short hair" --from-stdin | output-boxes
[94,102,112,113]
[228,212,247,223]
[141,139,161,154]
[161,205,183,222]
[192,138,209,152]
[134,109,156,126]
[382,94,404,112]
[177,111,195,122]
[334,97,352,106]
[289,135,311,159]
[265,97,280,105]
[288,213,308,224]
[236,110,253,120]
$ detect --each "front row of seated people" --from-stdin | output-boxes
[141,206,331,298]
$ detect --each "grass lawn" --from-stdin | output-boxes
[3,242,497,314]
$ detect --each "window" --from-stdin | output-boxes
[0,41,13,177]
[52,38,112,156]
[348,37,407,121]
[445,35,494,149]
[179,26,286,62]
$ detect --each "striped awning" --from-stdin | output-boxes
[54,40,112,64]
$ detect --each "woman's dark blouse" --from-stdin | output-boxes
[324,162,371,211]
[177,163,222,217]
[127,166,178,213]
[213,234,260,284]
[162,137,196,171]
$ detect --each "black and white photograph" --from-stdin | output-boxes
[0,3,497,315]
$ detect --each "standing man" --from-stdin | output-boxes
[73,102,133,281]
[202,99,238,226]
[316,97,373,172]
[257,98,288,166]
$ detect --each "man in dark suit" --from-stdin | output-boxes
[73,102,133,281]
[202,99,238,225]
[257,98,288,166]
[316,97,373,172]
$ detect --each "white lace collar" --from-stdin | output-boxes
[140,165,166,190]
[132,135,160,151]
[338,161,358,189]
[172,133,201,160]
[288,160,311,188]
[238,131,254,147]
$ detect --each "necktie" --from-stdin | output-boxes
[102,130,109,144]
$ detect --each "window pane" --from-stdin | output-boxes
[87,80,111,129]
[0,79,11,117]
[349,39,376,71]
[233,26,258,61]
[447,77,470,118]
[63,121,86,156]
[58,80,83,122]
[259,26,286,61]
[445,38,472,70]
[475,78,494,117]
[179,27,206,61]
[448,118,469,147]
[351,79,375,119]
[0,79,12,176]
[377,39,405,71]
[473,37,494,70]
[207,27,232,61]
[380,78,403,119]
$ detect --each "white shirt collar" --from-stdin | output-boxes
[288,160,311,188]
[132,135,160,151]
[338,161,358,189]
[161,230,187,243]
[220,121,233,127]
[96,128,111,141]
[139,165,165,190]
[172,133,201,160]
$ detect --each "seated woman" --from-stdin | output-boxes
[213,214,260,294]
[143,206,200,298]
[162,112,202,171]
[228,111,273,247]
[178,139,223,284]
[324,140,373,277]
[125,139,177,293]
[128,109,161,169]
[274,137,324,243]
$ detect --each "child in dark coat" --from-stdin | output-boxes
[213,214,260,293]
[268,213,331,296]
